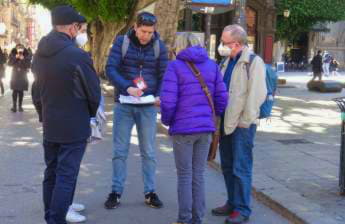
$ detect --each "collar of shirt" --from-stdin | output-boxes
[223,51,242,90]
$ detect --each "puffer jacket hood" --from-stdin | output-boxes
[176,46,209,64]
[35,31,74,58]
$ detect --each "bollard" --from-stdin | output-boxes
[333,97,345,195]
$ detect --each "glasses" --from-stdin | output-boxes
[222,40,237,46]
[137,13,157,26]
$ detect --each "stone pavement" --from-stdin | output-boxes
[157,71,345,224]
[0,72,288,223]
[245,72,345,224]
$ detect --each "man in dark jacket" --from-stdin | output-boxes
[31,5,101,224]
[0,47,7,95]
[104,11,168,210]
[311,50,323,81]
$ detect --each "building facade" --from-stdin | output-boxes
[0,0,38,50]
[183,0,276,63]
[309,21,345,68]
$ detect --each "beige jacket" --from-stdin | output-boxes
[221,46,267,135]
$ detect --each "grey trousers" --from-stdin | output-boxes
[172,133,212,224]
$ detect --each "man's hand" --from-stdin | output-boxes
[127,87,143,97]
[154,97,160,107]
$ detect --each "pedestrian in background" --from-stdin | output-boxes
[104,11,168,210]
[323,53,331,77]
[212,25,267,224]
[310,50,323,81]
[160,33,228,224]
[330,57,339,76]
[0,47,7,95]
[8,44,31,112]
[31,5,101,224]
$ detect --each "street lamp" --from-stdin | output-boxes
[283,9,290,18]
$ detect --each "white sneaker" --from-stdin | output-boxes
[66,209,86,223]
[70,203,85,212]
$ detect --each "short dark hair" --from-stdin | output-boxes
[136,12,157,27]
[317,50,322,54]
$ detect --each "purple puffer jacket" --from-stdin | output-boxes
[160,46,228,135]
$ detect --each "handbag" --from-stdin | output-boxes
[186,61,220,161]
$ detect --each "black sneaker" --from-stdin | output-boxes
[104,192,121,209]
[145,192,163,208]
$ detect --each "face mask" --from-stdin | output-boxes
[218,43,232,57]
[76,33,88,47]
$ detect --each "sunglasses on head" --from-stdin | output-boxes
[137,13,157,26]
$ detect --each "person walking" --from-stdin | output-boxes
[323,53,331,77]
[0,47,7,95]
[310,50,323,81]
[211,25,267,224]
[330,57,339,77]
[104,11,168,209]
[160,33,228,224]
[8,44,31,112]
[31,5,101,224]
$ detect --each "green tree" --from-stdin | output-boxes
[276,0,345,41]
[29,0,156,75]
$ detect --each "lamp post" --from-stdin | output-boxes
[234,0,246,29]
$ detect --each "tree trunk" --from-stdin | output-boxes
[89,20,125,76]
[154,0,181,50]
[89,0,157,75]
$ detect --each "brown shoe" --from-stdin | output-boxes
[225,211,249,224]
[211,203,233,216]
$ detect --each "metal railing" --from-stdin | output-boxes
[333,97,345,195]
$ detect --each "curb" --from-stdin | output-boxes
[102,82,310,224]
[156,119,307,224]
[207,160,306,224]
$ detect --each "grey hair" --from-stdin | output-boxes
[223,24,248,45]
[174,32,201,54]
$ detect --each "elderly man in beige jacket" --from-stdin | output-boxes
[211,25,267,224]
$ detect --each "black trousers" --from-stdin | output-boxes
[12,90,24,108]
[43,140,87,224]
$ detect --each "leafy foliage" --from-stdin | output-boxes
[29,0,137,23]
[276,0,345,41]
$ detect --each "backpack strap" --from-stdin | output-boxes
[153,40,160,59]
[122,35,160,60]
[245,53,257,79]
[121,35,130,59]
[186,61,216,125]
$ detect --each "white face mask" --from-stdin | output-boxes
[218,43,232,57]
[76,33,88,47]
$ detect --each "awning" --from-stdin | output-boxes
[311,22,330,33]
[191,0,232,5]
[187,0,234,14]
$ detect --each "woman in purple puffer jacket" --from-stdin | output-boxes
[160,33,228,224]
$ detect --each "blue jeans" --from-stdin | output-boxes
[43,140,86,224]
[219,124,257,218]
[173,134,211,224]
[112,103,157,194]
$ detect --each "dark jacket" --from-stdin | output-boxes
[0,49,6,79]
[106,28,168,102]
[311,54,322,73]
[8,48,31,90]
[31,31,101,143]
[160,46,228,135]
